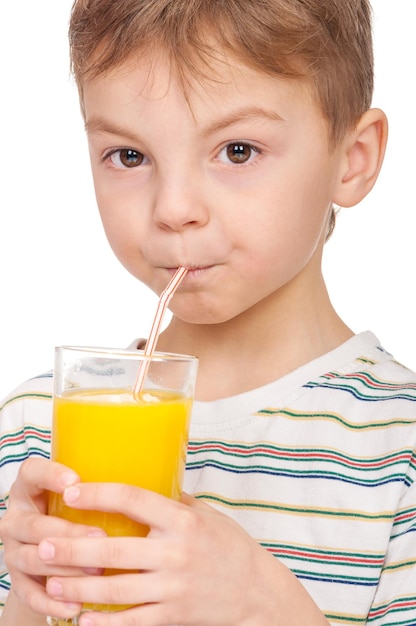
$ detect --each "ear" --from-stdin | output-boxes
[333,108,388,208]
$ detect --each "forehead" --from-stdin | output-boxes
[82,50,318,127]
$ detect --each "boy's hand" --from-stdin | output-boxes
[0,458,105,621]
[39,483,328,626]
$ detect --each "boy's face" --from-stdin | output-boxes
[83,53,346,325]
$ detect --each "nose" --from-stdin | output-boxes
[152,171,210,232]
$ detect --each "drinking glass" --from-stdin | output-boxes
[47,345,198,625]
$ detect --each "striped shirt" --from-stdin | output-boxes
[1,331,416,624]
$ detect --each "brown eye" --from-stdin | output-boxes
[112,149,145,168]
[226,143,253,164]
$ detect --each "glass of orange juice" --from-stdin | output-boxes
[47,345,198,625]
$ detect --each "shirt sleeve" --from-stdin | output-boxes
[0,374,53,613]
[367,447,416,624]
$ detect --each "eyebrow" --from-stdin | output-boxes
[85,118,136,138]
[200,107,284,137]
[85,106,284,140]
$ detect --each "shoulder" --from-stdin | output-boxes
[0,372,53,505]
[299,333,416,445]
[1,371,54,427]
[340,336,416,409]
[309,332,416,406]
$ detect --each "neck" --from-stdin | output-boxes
[156,271,352,401]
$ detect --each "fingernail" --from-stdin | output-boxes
[47,578,63,598]
[87,528,106,538]
[65,602,82,611]
[63,485,80,503]
[38,540,55,560]
[83,567,104,575]
[80,616,94,626]
[60,471,79,488]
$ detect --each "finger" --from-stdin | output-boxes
[38,535,164,571]
[78,602,176,626]
[47,571,163,606]
[63,483,183,530]
[10,569,81,620]
[10,542,101,577]
[12,457,79,500]
[4,508,107,544]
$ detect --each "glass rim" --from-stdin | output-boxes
[55,345,198,362]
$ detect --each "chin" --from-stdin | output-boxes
[171,302,236,326]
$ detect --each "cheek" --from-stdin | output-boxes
[94,195,144,275]
[282,160,336,230]
[259,182,330,236]
[243,177,333,276]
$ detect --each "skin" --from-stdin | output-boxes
[0,50,387,625]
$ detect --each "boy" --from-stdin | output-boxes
[0,0,415,624]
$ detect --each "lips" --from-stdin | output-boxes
[162,262,217,272]
[169,265,212,271]
[160,264,219,285]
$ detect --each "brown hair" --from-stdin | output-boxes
[69,0,374,145]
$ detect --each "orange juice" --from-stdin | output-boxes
[48,387,192,615]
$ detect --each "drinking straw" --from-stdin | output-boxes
[133,266,188,397]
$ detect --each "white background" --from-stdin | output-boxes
[0,2,415,400]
